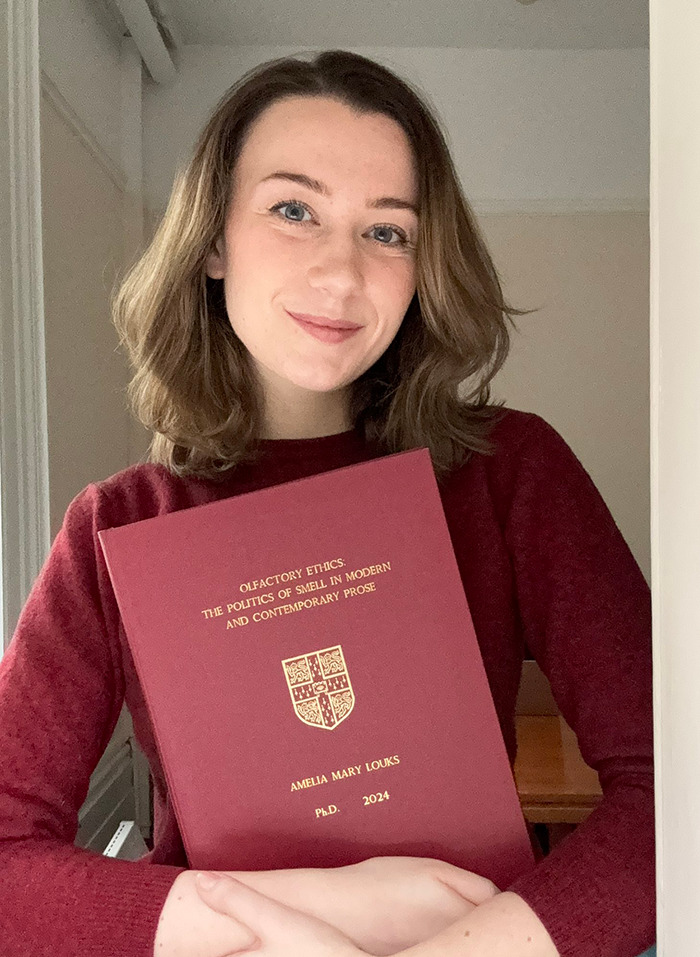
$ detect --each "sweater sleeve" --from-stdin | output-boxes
[0,483,185,957]
[502,415,655,957]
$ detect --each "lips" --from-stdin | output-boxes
[286,310,362,344]
[285,310,362,330]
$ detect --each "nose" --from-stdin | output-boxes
[306,230,364,299]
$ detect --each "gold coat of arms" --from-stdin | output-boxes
[282,645,355,730]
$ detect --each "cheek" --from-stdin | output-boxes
[228,221,298,289]
[397,258,418,304]
[371,263,416,328]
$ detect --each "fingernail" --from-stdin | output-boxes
[195,872,222,890]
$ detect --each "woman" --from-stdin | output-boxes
[0,51,654,957]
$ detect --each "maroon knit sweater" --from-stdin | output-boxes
[0,409,655,957]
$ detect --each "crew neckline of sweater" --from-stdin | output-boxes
[166,426,377,492]
[255,425,370,462]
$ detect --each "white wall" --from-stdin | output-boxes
[38,0,143,846]
[39,0,138,529]
[143,47,648,213]
[39,0,124,173]
[39,87,132,537]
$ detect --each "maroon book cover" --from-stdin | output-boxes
[98,448,534,888]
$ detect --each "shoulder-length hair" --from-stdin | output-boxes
[112,49,529,481]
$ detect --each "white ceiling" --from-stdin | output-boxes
[152,0,648,50]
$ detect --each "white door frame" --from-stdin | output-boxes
[0,0,51,653]
[650,3,700,954]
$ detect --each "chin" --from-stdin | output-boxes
[285,368,359,394]
[293,379,354,396]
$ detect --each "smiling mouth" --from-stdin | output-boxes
[285,310,362,331]
[286,310,363,344]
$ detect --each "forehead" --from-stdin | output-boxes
[234,95,418,197]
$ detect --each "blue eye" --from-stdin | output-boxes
[270,200,311,224]
[268,199,412,248]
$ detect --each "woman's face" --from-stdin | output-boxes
[206,95,419,410]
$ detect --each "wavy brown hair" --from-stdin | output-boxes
[112,50,529,481]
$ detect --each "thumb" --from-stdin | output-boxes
[196,871,232,893]
[195,871,253,911]
[195,870,292,919]
[194,871,343,940]
[194,873,260,948]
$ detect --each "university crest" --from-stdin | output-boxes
[282,645,355,730]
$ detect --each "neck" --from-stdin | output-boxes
[260,381,353,441]
[258,368,354,439]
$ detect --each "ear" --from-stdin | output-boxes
[205,237,226,280]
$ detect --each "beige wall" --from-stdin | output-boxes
[39,77,137,840]
[37,9,152,844]
[483,211,650,582]
[40,85,133,539]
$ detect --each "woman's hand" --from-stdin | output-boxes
[193,856,500,957]
[194,871,366,957]
[154,870,261,957]
[326,856,500,955]
[154,868,364,957]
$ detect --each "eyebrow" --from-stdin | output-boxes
[258,171,419,217]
